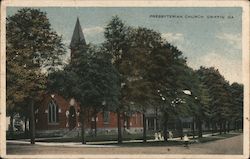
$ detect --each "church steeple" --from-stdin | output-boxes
[70,18,86,54]
[70,17,86,60]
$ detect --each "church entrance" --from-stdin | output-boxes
[68,106,77,130]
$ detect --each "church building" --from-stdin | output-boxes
[35,18,144,137]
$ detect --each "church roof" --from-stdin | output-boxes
[70,18,86,49]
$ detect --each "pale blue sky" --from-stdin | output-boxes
[7,7,242,83]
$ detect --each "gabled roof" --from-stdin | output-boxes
[70,17,86,49]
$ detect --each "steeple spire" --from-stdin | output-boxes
[70,17,86,49]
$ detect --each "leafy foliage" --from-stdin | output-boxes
[6,8,66,115]
[230,83,243,122]
[196,67,233,123]
[49,44,120,111]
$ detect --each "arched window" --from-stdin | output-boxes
[103,111,110,124]
[48,100,59,123]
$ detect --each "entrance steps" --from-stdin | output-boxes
[62,127,81,138]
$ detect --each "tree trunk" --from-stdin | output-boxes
[81,108,86,144]
[236,120,239,131]
[163,113,168,142]
[117,109,122,144]
[192,117,195,139]
[156,118,159,131]
[94,113,97,137]
[178,118,183,139]
[155,107,159,131]
[240,119,243,130]
[24,116,28,137]
[197,116,202,138]
[143,113,147,143]
[223,121,226,134]
[219,122,222,135]
[238,120,241,131]
[94,109,97,137]
[9,114,14,137]
[227,121,230,133]
[123,114,126,133]
[30,100,35,144]
[127,116,130,129]
[234,120,237,130]
[211,121,214,135]
[207,121,211,133]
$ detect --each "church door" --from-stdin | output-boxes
[68,106,77,130]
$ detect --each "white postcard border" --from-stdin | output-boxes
[0,0,249,159]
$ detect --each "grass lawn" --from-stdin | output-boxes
[104,133,242,147]
[197,133,240,143]
[104,140,185,147]
[35,133,155,143]
[33,132,242,148]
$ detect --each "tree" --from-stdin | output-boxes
[48,44,120,144]
[6,8,66,144]
[106,19,192,142]
[183,70,213,138]
[196,67,231,134]
[103,16,131,143]
[230,83,243,130]
[146,41,190,141]
[196,81,212,137]
[120,26,163,142]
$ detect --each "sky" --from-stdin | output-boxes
[7,7,242,84]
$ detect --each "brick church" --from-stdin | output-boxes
[35,18,144,137]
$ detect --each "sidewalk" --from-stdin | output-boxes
[7,132,236,148]
[7,140,119,147]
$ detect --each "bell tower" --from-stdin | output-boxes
[70,17,86,60]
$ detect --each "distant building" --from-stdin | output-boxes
[6,114,27,132]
